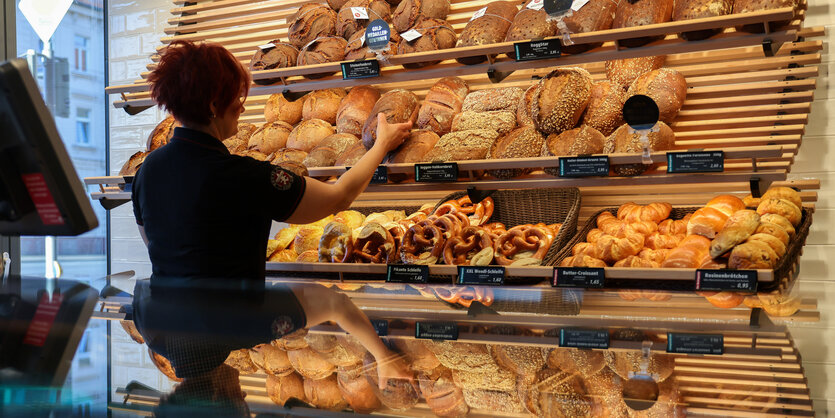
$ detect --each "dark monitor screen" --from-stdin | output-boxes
[0,59,97,236]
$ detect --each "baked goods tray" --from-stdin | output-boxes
[107,6,802,99]
[554,206,814,293]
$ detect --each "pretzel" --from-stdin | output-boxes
[318,222,354,263]
[352,223,397,264]
[432,286,494,308]
[383,222,407,254]
[431,214,466,239]
[494,225,553,266]
[400,222,446,264]
[433,196,494,226]
[442,226,495,265]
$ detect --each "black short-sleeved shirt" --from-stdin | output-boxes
[132,127,306,283]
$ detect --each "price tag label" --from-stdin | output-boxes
[401,29,422,42]
[667,332,723,355]
[386,264,429,284]
[365,19,391,51]
[415,163,458,182]
[544,0,573,17]
[514,39,561,61]
[558,156,609,177]
[695,269,758,292]
[371,166,388,184]
[527,0,544,9]
[341,59,380,80]
[553,267,605,288]
[470,7,487,21]
[351,7,368,19]
[667,151,724,173]
[258,43,275,51]
[416,321,459,341]
[458,266,505,286]
[571,0,590,11]
[371,319,388,336]
[559,328,609,349]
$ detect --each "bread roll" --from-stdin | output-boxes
[334,142,368,166]
[746,233,787,258]
[305,334,362,367]
[605,55,666,89]
[304,133,361,168]
[687,194,746,238]
[148,348,182,382]
[519,368,590,417]
[392,339,441,372]
[627,68,687,123]
[303,88,347,125]
[661,234,711,268]
[583,80,627,136]
[759,213,795,237]
[456,1,518,65]
[248,121,293,155]
[225,348,258,375]
[269,248,299,262]
[728,240,778,269]
[119,151,148,176]
[304,374,348,410]
[288,119,336,152]
[361,89,420,149]
[546,347,605,378]
[337,366,381,413]
[146,115,178,151]
[397,18,457,68]
[673,0,732,40]
[267,372,306,406]
[424,129,500,162]
[754,221,790,246]
[757,198,802,226]
[273,329,309,350]
[249,42,299,85]
[603,122,675,176]
[336,0,392,39]
[288,347,336,379]
[709,210,760,258]
[560,0,619,53]
[462,87,523,113]
[392,0,450,32]
[613,0,674,47]
[265,93,305,125]
[297,36,347,78]
[288,4,338,48]
[417,76,470,135]
[362,353,419,410]
[542,125,606,176]
[487,126,544,178]
[504,8,557,58]
[528,67,593,135]
[294,226,325,255]
[762,186,802,210]
[492,345,547,380]
[250,343,294,376]
[419,367,469,417]
[337,86,381,136]
[272,148,309,165]
[388,130,440,164]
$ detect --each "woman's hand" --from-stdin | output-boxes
[376,350,416,390]
[374,113,412,153]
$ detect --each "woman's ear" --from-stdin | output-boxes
[208,102,219,119]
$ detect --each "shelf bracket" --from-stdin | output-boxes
[749,307,762,328]
[466,187,496,204]
[761,38,782,57]
[749,177,765,198]
[99,199,131,211]
[487,68,514,84]
[123,105,153,116]
[282,89,310,102]
[467,301,498,317]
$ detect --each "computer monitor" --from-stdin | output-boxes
[0,58,98,236]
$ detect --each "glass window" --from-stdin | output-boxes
[75,107,91,144]
[73,35,87,72]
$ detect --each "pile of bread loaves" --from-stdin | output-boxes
[562,186,804,315]
[268,195,562,267]
[247,0,797,80]
[217,327,685,416]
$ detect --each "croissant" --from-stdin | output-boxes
[709,209,760,258]
[686,194,745,238]
[597,212,658,237]
[572,242,599,258]
[728,240,777,269]
[761,186,802,210]
[645,232,683,250]
[560,255,607,268]
[587,228,606,243]
[613,255,659,268]
[657,214,690,236]
[618,289,671,301]
[757,198,802,227]
[661,235,711,268]
[697,291,744,309]
[639,248,669,264]
[594,233,644,264]
[617,202,672,223]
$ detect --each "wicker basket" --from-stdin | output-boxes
[554,206,814,292]
[433,188,582,268]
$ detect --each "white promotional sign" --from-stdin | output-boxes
[18,0,73,44]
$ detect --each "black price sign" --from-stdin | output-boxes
[371,166,388,183]
[371,319,389,336]
[458,266,505,286]
[514,39,561,61]
[667,151,724,173]
[415,321,459,341]
[667,332,723,355]
[695,269,758,292]
[559,328,609,349]
[543,0,573,17]
[553,267,605,288]
[365,19,391,51]
[558,156,609,177]
[415,163,458,182]
[341,59,380,80]
[623,95,660,131]
[386,264,429,284]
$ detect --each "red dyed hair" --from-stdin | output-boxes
[148,41,250,127]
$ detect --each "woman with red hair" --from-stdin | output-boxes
[131,41,413,397]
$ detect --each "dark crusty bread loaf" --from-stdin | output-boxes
[337,366,381,414]
[287,119,336,152]
[626,68,687,123]
[605,55,666,89]
[604,121,675,176]
[265,92,305,125]
[336,0,392,40]
[345,30,401,60]
[248,121,293,155]
[303,88,347,125]
[417,76,469,135]
[613,0,673,47]
[249,41,299,85]
[304,374,348,410]
[147,115,178,151]
[419,367,469,417]
[542,125,605,176]
[583,80,627,136]
[288,4,338,48]
[561,0,619,54]
[337,86,381,136]
[119,151,148,176]
[487,126,545,179]
[424,130,500,162]
[304,133,362,167]
[516,84,536,127]
[272,148,309,166]
[388,130,441,163]
[297,36,347,79]
[463,87,523,113]
[673,0,732,40]
[335,142,369,166]
[504,8,557,59]
[456,1,518,65]
[733,0,797,33]
[528,67,593,135]
[397,17,457,68]
[392,0,450,32]
[361,89,420,149]
[452,110,517,136]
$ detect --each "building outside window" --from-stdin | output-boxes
[76,107,91,145]
[74,34,87,72]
